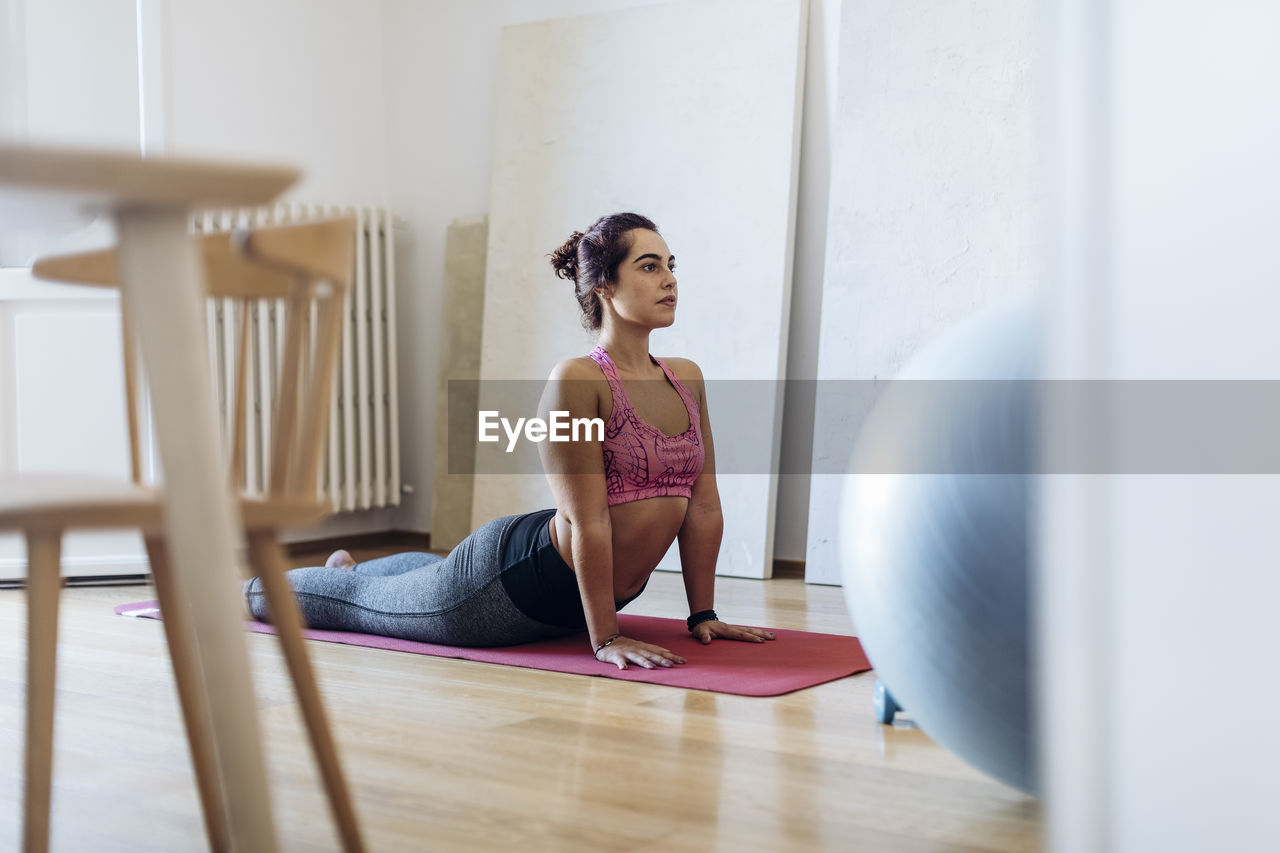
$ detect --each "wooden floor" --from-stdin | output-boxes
[0,548,1041,852]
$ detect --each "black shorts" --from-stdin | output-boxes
[498,508,647,629]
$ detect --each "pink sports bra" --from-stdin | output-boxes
[587,346,705,506]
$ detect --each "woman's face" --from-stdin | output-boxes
[599,228,678,330]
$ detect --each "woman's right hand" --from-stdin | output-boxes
[594,635,687,670]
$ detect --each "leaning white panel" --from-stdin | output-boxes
[472,0,807,579]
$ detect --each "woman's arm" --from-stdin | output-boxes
[537,359,620,648]
[672,359,775,646]
[674,359,723,613]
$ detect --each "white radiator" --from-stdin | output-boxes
[193,204,401,513]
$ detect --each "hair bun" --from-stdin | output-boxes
[550,230,584,282]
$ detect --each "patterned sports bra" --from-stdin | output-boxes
[587,346,705,506]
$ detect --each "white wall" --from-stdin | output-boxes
[0,0,23,139]
[805,0,1042,583]
[159,0,390,205]
[0,0,138,268]
[9,0,139,148]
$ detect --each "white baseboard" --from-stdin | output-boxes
[0,553,149,580]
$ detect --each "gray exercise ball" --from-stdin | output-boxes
[840,296,1040,795]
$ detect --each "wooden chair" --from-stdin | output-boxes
[0,218,365,852]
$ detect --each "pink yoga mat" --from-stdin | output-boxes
[114,600,871,697]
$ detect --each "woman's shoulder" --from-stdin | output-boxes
[543,356,610,416]
[546,355,605,381]
[657,355,703,380]
[656,356,705,396]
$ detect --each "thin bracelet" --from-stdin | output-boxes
[687,609,719,632]
[593,633,621,659]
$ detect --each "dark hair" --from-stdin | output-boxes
[549,212,659,331]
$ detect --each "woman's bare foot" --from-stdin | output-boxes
[325,549,357,570]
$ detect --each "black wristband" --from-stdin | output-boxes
[593,633,621,659]
[686,609,718,632]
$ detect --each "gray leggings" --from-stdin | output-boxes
[244,511,582,647]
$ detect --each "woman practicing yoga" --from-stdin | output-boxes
[245,212,775,669]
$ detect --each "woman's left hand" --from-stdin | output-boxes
[691,621,777,645]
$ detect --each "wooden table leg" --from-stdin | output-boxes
[115,206,279,853]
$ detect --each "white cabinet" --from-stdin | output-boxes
[0,268,148,579]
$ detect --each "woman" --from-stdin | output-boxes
[245,212,775,669]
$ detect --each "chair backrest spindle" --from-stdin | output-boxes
[230,300,253,492]
[296,282,344,497]
[121,312,145,487]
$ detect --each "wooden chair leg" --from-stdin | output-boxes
[145,536,230,853]
[248,531,365,853]
[23,530,62,853]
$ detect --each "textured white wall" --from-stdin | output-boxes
[804,0,1042,583]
